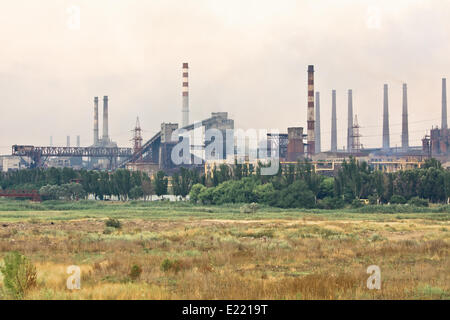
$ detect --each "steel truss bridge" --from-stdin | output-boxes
[12,145,133,169]
[0,189,41,202]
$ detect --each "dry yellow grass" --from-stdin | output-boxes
[0,214,449,300]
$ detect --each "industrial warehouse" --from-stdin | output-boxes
[3,63,448,176]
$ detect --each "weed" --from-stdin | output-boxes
[129,264,142,281]
[105,218,121,229]
[0,251,37,299]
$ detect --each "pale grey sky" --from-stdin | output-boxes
[0,0,449,154]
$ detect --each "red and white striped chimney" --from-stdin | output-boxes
[182,63,189,127]
[307,65,315,156]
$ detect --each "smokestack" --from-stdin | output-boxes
[315,92,321,153]
[50,136,53,147]
[182,63,189,127]
[77,135,80,148]
[347,90,353,152]
[443,78,447,130]
[67,136,70,148]
[382,84,390,151]
[94,97,99,145]
[103,96,109,142]
[331,90,337,152]
[307,65,315,156]
[402,84,409,151]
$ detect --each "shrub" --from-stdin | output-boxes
[276,180,315,208]
[240,202,259,214]
[129,264,142,281]
[351,199,363,208]
[0,251,37,299]
[254,183,277,206]
[189,184,206,204]
[160,258,182,273]
[317,197,345,209]
[370,233,385,242]
[368,195,378,205]
[408,197,429,207]
[103,227,115,234]
[390,195,407,205]
[105,218,121,229]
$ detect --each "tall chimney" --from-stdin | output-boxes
[382,84,390,151]
[67,136,70,148]
[347,89,353,152]
[331,90,337,152]
[307,65,315,156]
[443,78,447,130]
[77,135,80,148]
[50,136,53,147]
[402,84,409,151]
[315,92,321,153]
[94,97,99,145]
[182,63,189,127]
[103,96,109,142]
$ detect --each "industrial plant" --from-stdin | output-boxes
[3,63,449,176]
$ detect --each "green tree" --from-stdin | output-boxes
[129,186,144,200]
[189,183,207,203]
[154,171,168,198]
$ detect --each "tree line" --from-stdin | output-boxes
[0,158,449,208]
[189,158,450,208]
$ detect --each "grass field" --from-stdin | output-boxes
[0,199,448,299]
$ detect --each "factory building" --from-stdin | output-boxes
[7,62,449,174]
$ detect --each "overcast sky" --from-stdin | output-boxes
[0,0,449,154]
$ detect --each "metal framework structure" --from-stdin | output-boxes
[118,131,162,168]
[267,133,288,160]
[0,190,41,202]
[132,117,143,157]
[12,145,133,168]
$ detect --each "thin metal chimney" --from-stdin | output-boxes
[94,97,99,145]
[331,90,337,152]
[67,136,70,148]
[182,63,189,127]
[307,65,315,156]
[402,84,409,151]
[443,78,447,130]
[382,84,390,151]
[77,135,80,148]
[347,89,353,152]
[103,96,109,141]
[50,136,53,147]
[315,92,321,153]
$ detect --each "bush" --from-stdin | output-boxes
[368,195,378,205]
[103,227,115,234]
[189,184,206,204]
[129,264,142,281]
[254,183,278,206]
[105,218,121,229]
[351,199,363,208]
[276,180,315,208]
[408,197,429,207]
[160,258,182,273]
[0,251,37,299]
[240,202,259,214]
[390,195,407,205]
[317,197,345,209]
